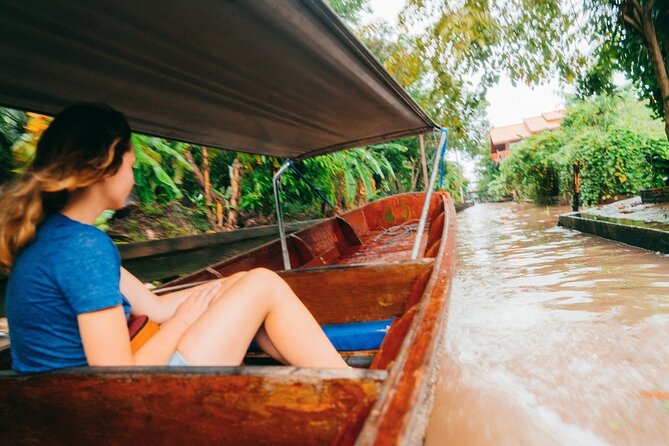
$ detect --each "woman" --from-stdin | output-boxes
[1,103,347,373]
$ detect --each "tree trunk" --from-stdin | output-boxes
[641,11,669,140]
[335,173,345,213]
[227,156,240,228]
[624,1,669,141]
[202,147,212,208]
[356,180,368,208]
[184,148,218,229]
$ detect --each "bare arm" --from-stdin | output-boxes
[120,267,243,323]
[120,267,210,323]
[78,283,221,366]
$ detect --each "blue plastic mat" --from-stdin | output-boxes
[249,317,394,352]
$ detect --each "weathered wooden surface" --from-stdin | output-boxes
[159,220,351,287]
[280,260,433,324]
[0,367,386,446]
[160,193,441,289]
[370,306,417,370]
[356,195,457,445]
[117,220,318,260]
[0,193,456,446]
[245,349,378,368]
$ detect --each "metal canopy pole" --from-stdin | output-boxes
[273,160,292,270]
[411,128,448,259]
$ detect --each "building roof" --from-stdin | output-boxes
[489,123,532,146]
[524,115,552,133]
[542,109,565,121]
[489,109,565,152]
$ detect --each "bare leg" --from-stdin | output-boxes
[253,324,288,364]
[168,272,287,362]
[177,268,348,368]
[214,273,288,363]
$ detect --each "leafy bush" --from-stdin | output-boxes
[499,130,566,203]
[493,90,669,205]
[0,108,27,184]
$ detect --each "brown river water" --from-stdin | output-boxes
[425,202,669,446]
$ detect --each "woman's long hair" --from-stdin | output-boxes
[0,103,132,273]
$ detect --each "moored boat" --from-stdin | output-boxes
[0,1,455,444]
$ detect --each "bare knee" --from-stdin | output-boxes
[245,268,285,287]
[244,268,294,302]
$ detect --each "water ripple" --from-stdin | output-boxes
[426,202,669,446]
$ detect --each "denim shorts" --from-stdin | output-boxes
[167,351,189,366]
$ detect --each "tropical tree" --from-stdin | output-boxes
[131,135,192,204]
[0,107,27,184]
[327,144,401,208]
[378,0,586,155]
[586,0,669,141]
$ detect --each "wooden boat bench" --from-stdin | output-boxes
[0,364,388,445]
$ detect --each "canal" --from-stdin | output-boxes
[425,202,669,445]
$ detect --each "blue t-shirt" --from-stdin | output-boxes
[5,213,132,373]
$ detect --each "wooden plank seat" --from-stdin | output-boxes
[278,259,434,325]
[0,366,387,446]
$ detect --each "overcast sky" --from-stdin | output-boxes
[366,0,566,128]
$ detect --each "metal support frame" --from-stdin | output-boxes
[273,160,292,270]
[411,128,448,259]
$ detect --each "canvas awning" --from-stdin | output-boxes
[0,0,437,159]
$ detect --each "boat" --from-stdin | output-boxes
[0,1,455,444]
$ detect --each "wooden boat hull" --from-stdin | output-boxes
[0,192,456,445]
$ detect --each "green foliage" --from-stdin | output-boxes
[94,210,116,232]
[440,160,468,203]
[494,91,669,205]
[235,143,405,219]
[325,0,370,26]
[574,54,618,99]
[0,107,27,184]
[387,0,586,155]
[131,135,192,203]
[476,153,509,201]
[585,1,669,137]
[499,131,566,203]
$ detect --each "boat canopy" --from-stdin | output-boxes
[0,0,437,159]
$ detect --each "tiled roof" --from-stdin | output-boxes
[542,109,565,121]
[490,123,532,146]
[489,109,565,147]
[524,115,552,133]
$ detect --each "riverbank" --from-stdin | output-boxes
[559,196,669,254]
[580,196,669,226]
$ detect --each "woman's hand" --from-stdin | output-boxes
[171,281,222,327]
